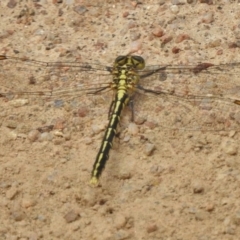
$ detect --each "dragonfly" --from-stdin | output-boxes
[1,54,240,185]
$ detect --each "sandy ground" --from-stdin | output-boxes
[1,0,240,239]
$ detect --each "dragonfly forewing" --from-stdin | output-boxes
[1,54,240,133]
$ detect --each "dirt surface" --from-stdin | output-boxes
[1,0,240,239]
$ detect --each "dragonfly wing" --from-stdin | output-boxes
[136,62,240,131]
[0,55,114,133]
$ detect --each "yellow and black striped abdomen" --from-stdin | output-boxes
[90,91,128,185]
[90,55,145,185]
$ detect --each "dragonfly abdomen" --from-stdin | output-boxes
[90,91,129,185]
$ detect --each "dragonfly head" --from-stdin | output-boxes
[114,55,145,70]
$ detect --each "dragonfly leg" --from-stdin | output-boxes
[139,66,167,79]
[87,86,111,95]
[108,100,115,119]
[137,85,161,95]
[128,96,135,122]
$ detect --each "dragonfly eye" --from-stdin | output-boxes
[114,55,145,70]
[131,55,145,70]
[115,55,126,62]
[115,56,126,65]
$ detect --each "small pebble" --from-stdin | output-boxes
[158,0,166,5]
[82,188,97,206]
[4,120,18,129]
[129,40,142,53]
[37,215,46,222]
[73,5,87,15]
[77,107,88,117]
[114,229,130,240]
[216,49,223,55]
[6,186,18,200]
[122,135,131,142]
[84,137,93,145]
[134,116,145,125]
[229,130,236,138]
[175,34,190,43]
[70,222,81,231]
[11,211,25,221]
[122,12,129,18]
[149,165,164,176]
[192,182,204,194]
[131,1,138,7]
[114,214,127,229]
[118,171,132,180]
[199,0,213,4]
[63,132,71,141]
[221,198,230,206]
[172,46,181,54]
[195,211,208,221]
[9,99,29,107]
[170,5,179,14]
[38,132,53,142]
[152,27,164,37]
[146,223,158,233]
[207,39,222,48]
[53,138,65,145]
[201,12,214,24]
[28,130,40,142]
[0,31,11,42]
[205,203,215,212]
[224,216,232,226]
[144,121,157,129]
[144,143,155,156]
[92,124,105,135]
[4,130,18,141]
[128,21,136,29]
[64,210,80,223]
[188,207,197,214]
[171,0,180,4]
[232,211,240,226]
[53,119,65,130]
[21,198,37,208]
[53,130,64,137]
[161,35,173,44]
[7,0,17,8]
[224,226,236,235]
[130,31,141,41]
[128,122,138,135]
[229,41,240,48]
[221,139,238,155]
